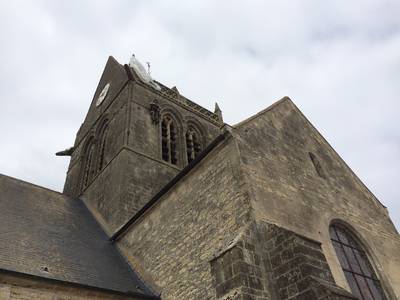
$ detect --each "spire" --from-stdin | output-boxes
[214,102,223,122]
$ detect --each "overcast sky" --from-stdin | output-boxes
[0,0,399,230]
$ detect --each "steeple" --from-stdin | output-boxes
[62,55,222,234]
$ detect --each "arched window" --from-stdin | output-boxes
[161,115,178,165]
[81,138,95,191]
[185,126,202,163]
[330,224,387,300]
[97,123,109,172]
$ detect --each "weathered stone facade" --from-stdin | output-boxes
[2,55,399,299]
[234,98,400,298]
[63,57,221,234]
[117,138,252,299]
[210,222,357,300]
[112,93,399,299]
[113,121,383,299]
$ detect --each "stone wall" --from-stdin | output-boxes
[117,139,252,300]
[235,97,400,298]
[210,231,271,300]
[259,222,356,300]
[115,96,400,299]
[210,221,356,300]
[62,60,399,299]
[78,79,221,234]
[82,148,179,234]
[64,57,221,235]
[64,73,130,198]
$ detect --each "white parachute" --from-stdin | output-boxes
[129,54,161,91]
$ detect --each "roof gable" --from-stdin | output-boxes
[235,97,385,207]
[76,56,129,146]
[233,97,396,236]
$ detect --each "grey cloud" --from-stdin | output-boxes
[0,0,399,230]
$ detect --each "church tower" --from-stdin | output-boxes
[62,55,223,234]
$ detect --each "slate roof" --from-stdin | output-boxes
[0,174,157,299]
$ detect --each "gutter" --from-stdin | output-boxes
[0,268,160,300]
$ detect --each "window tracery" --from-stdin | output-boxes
[161,115,178,165]
[330,224,386,300]
[81,138,95,191]
[97,124,109,172]
[185,126,202,163]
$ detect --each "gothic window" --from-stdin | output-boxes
[186,126,202,163]
[161,115,178,165]
[97,123,109,172]
[81,139,95,191]
[330,224,387,300]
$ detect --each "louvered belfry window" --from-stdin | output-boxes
[330,224,387,300]
[186,127,202,163]
[161,115,178,165]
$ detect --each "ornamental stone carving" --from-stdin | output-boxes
[149,100,161,124]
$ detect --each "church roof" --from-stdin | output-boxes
[0,174,158,299]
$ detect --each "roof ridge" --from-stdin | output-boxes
[110,131,230,242]
[0,269,159,299]
[234,96,292,128]
[77,198,159,298]
[0,173,65,197]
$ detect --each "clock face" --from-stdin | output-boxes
[96,83,111,107]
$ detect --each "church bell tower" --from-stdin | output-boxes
[61,55,223,234]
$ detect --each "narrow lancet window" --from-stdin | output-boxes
[186,127,202,163]
[309,152,326,178]
[161,115,178,165]
[330,224,387,300]
[82,140,95,190]
[98,125,109,171]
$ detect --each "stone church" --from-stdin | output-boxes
[0,55,399,300]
